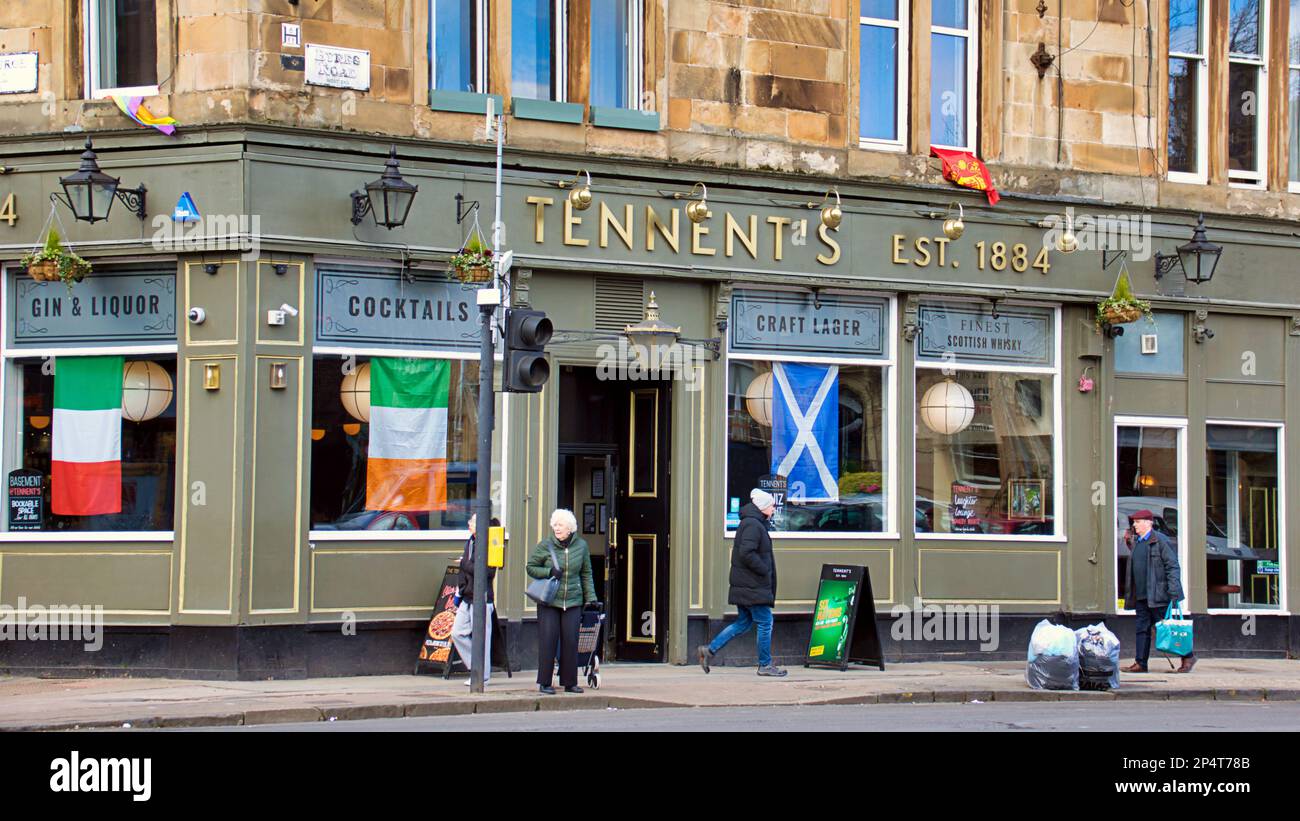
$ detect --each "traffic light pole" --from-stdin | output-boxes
[470,108,505,695]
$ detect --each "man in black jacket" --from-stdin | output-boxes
[452,514,500,684]
[1122,509,1194,674]
[698,489,787,677]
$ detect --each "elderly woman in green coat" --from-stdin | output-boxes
[527,508,597,694]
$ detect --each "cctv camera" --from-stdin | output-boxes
[188,307,206,324]
[279,303,299,317]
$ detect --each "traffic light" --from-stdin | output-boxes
[503,308,553,393]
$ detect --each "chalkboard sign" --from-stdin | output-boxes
[951,482,982,534]
[8,469,43,531]
[415,564,462,675]
[805,564,884,671]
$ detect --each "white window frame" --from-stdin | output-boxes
[307,261,507,543]
[722,290,899,541]
[429,0,489,94]
[1168,0,1211,185]
[913,302,1064,543]
[588,0,643,111]
[83,0,160,100]
[929,0,979,152]
[0,262,177,542]
[1112,416,1190,616]
[858,2,910,152]
[1204,419,1288,615]
[1288,4,1300,192]
[1227,0,1270,188]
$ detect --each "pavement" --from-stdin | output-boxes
[2,658,1298,731]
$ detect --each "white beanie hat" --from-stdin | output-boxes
[750,488,776,509]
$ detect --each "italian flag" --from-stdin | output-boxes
[366,357,449,512]
[53,356,123,516]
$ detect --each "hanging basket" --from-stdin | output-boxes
[454,263,494,284]
[1099,302,1144,325]
[26,260,61,282]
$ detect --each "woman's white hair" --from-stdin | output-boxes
[550,508,579,535]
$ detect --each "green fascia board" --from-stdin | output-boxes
[428,89,504,115]
[511,97,584,124]
[590,106,661,132]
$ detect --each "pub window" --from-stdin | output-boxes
[85,0,159,98]
[590,0,644,110]
[1227,0,1268,186]
[513,0,566,101]
[930,0,978,150]
[914,302,1060,539]
[724,290,894,536]
[1168,0,1210,182]
[1205,424,1283,611]
[1288,0,1299,190]
[859,0,909,149]
[310,355,486,533]
[430,0,488,93]
[5,355,177,533]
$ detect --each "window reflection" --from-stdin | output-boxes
[512,0,556,101]
[1206,425,1281,610]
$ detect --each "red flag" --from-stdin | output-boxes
[930,147,1000,205]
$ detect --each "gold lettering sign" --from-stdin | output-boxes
[527,195,554,243]
[646,205,679,253]
[564,199,589,247]
[890,233,1052,274]
[600,202,634,250]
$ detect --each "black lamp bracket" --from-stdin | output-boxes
[349,190,372,226]
[50,186,148,222]
[455,193,480,225]
[1152,251,1182,280]
[1102,249,1127,271]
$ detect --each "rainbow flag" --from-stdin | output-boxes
[111,96,177,136]
[365,358,449,512]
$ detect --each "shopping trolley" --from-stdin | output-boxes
[577,602,606,689]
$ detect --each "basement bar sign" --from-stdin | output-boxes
[8,269,176,347]
[315,267,479,350]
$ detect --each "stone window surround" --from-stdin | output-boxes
[81,0,165,101]
[1160,0,1297,191]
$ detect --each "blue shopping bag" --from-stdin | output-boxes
[1155,603,1193,657]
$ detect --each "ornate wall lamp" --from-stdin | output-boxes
[53,138,147,223]
[674,183,710,223]
[350,146,419,229]
[1154,214,1222,285]
[806,187,842,229]
[557,169,593,211]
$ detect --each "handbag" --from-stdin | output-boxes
[525,543,562,606]
[1155,602,1194,658]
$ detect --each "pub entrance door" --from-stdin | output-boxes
[557,366,671,662]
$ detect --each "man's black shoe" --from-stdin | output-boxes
[539,685,556,695]
[564,685,584,694]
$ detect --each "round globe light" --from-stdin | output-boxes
[744,371,774,427]
[340,363,371,423]
[122,361,174,422]
[919,378,975,436]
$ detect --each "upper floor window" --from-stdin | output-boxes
[590,0,643,110]
[1288,0,1299,188]
[930,0,977,150]
[85,0,158,98]
[430,0,488,93]
[513,0,565,101]
[1227,0,1268,186]
[1168,0,1210,181]
[859,0,909,149]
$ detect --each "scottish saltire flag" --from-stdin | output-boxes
[52,356,124,515]
[770,362,840,502]
[366,358,450,512]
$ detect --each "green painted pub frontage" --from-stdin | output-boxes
[0,128,1297,677]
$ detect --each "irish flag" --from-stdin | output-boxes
[53,356,124,516]
[366,358,449,512]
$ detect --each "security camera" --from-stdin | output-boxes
[188,307,206,324]
[279,303,299,317]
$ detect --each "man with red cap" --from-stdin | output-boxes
[1123,509,1195,674]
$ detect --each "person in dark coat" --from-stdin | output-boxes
[1122,509,1194,673]
[452,514,500,685]
[698,488,787,677]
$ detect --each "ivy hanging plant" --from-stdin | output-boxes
[448,227,494,284]
[21,227,91,291]
[1096,268,1152,331]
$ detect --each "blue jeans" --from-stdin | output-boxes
[708,605,774,667]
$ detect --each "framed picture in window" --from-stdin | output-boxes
[1007,478,1045,521]
[582,503,597,534]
